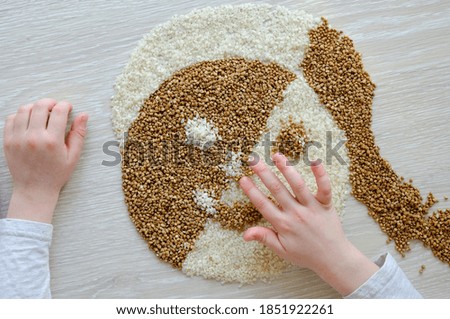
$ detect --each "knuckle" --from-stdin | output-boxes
[35,98,56,110]
[295,179,307,192]
[25,133,59,150]
[76,127,87,138]
[59,100,72,109]
[319,175,332,190]
[321,185,332,196]
[25,134,39,149]
[254,197,268,211]
[34,100,46,110]
[269,181,283,194]
[18,104,31,113]
[11,140,21,149]
[51,106,65,116]
[38,97,55,104]
[290,208,309,225]
[259,232,268,245]
[53,101,71,113]
[277,219,291,232]
[321,173,330,183]
[44,136,58,149]
[3,137,13,150]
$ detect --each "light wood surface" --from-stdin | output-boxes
[1,0,449,298]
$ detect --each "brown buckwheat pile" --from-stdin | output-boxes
[274,117,311,161]
[122,58,295,268]
[301,18,450,264]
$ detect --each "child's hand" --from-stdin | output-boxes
[3,98,88,223]
[239,153,378,296]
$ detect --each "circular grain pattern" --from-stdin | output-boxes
[112,4,450,284]
[113,4,350,283]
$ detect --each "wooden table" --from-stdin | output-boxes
[1,0,449,298]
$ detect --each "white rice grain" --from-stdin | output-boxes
[193,189,218,215]
[185,115,220,150]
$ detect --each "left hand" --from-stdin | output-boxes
[4,98,88,223]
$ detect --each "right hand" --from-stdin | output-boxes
[239,153,379,296]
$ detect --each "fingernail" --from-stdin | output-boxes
[80,113,89,128]
[273,153,287,165]
[310,159,321,166]
[247,153,259,167]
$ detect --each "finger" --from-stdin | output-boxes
[13,104,33,133]
[243,226,286,256]
[28,98,57,131]
[239,176,281,225]
[249,159,296,210]
[3,114,16,145]
[310,161,332,206]
[47,101,73,140]
[273,153,314,206]
[66,113,88,164]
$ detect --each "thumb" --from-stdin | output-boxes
[243,226,286,256]
[66,113,88,163]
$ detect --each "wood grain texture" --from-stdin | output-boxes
[0,0,449,298]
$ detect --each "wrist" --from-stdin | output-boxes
[7,186,60,224]
[313,240,380,296]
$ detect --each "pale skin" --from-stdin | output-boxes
[239,153,379,296]
[3,98,88,224]
[3,98,376,296]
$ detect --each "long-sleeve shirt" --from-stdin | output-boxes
[344,253,422,298]
[0,218,422,299]
[0,218,52,298]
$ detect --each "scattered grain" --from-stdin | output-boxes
[423,193,438,212]
[419,264,426,274]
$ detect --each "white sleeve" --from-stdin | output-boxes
[345,253,422,299]
[0,218,53,299]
